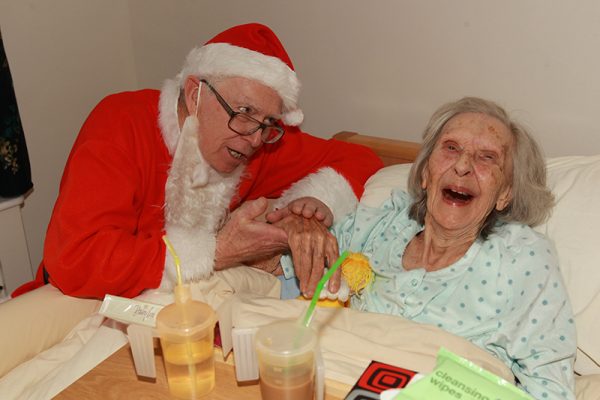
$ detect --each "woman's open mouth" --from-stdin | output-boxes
[442,188,474,204]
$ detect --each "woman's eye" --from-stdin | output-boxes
[480,153,497,162]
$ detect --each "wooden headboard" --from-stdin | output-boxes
[333,131,421,166]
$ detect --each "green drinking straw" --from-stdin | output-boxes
[301,250,350,327]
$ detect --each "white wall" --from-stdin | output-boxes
[1,0,599,288]
[128,0,600,157]
[0,0,137,275]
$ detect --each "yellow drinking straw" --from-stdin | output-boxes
[162,235,183,286]
[161,235,199,396]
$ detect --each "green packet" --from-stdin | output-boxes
[392,347,533,400]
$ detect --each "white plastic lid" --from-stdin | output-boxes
[254,319,317,357]
[155,293,216,337]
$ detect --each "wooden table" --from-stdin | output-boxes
[54,344,348,399]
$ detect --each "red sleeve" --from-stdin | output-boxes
[39,91,170,299]
[236,126,383,205]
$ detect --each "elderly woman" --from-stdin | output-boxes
[331,97,576,399]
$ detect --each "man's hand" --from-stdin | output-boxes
[247,255,284,275]
[266,197,334,227]
[273,213,340,297]
[215,198,288,270]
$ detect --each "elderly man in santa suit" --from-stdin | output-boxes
[14,23,382,300]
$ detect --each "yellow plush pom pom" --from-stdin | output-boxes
[341,253,373,293]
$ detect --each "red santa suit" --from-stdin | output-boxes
[13,24,383,299]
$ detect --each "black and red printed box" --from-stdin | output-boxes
[344,360,418,400]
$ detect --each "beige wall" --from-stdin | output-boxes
[1,0,599,288]
[127,0,600,157]
[0,0,137,276]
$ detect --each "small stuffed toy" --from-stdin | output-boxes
[341,252,374,294]
[310,252,374,307]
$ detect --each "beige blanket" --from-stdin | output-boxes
[1,267,598,400]
[227,294,513,386]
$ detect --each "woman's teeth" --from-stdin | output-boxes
[443,188,473,202]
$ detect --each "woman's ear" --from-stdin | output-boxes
[421,164,429,190]
[495,185,513,211]
[183,76,201,116]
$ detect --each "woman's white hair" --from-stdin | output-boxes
[407,97,554,238]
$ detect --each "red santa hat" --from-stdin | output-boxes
[160,23,303,154]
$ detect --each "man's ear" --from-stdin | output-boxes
[183,76,201,116]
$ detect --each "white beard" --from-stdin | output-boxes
[164,115,243,232]
[159,115,244,289]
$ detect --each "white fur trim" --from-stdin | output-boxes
[283,109,304,126]
[159,78,182,155]
[159,226,216,290]
[179,43,300,113]
[273,167,358,222]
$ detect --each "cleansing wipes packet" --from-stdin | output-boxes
[392,347,534,400]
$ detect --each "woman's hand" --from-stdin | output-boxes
[266,197,334,227]
[273,213,340,297]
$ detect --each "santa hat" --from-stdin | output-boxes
[159,23,303,154]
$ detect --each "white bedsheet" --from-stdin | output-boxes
[0,315,127,400]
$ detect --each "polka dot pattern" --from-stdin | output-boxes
[330,189,577,400]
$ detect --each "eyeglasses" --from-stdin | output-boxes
[200,79,285,144]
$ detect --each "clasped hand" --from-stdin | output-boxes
[214,196,340,297]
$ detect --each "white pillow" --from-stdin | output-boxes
[360,163,412,208]
[360,157,600,375]
[535,155,600,375]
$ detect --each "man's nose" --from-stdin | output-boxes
[454,152,473,176]
[246,130,263,148]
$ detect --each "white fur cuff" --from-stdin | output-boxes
[160,226,216,290]
[273,167,358,222]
